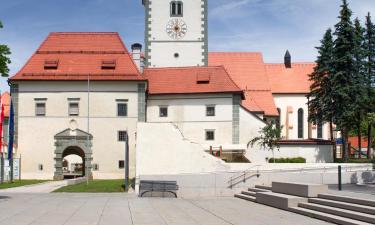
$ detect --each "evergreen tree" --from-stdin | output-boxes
[0,21,11,77]
[364,13,375,159]
[308,29,335,157]
[331,0,357,162]
[353,18,367,157]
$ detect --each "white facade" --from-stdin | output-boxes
[273,94,331,140]
[144,0,207,67]
[15,81,145,179]
[147,94,234,145]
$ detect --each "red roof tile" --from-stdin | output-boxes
[1,92,10,118]
[209,52,278,116]
[144,66,243,96]
[266,63,315,94]
[10,32,144,81]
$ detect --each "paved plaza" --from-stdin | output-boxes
[0,193,331,225]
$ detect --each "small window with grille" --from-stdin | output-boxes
[205,130,215,141]
[35,102,46,116]
[206,105,215,117]
[118,131,128,142]
[159,106,168,117]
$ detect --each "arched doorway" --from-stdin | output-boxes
[62,147,85,179]
[54,128,93,180]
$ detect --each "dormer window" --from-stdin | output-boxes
[196,72,210,84]
[170,1,183,17]
[44,59,59,70]
[101,60,116,70]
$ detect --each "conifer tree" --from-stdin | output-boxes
[353,18,367,157]
[364,13,375,159]
[331,0,357,162]
[308,29,335,157]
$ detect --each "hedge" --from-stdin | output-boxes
[268,157,306,163]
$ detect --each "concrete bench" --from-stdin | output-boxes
[139,180,179,198]
[256,192,307,210]
[272,182,328,198]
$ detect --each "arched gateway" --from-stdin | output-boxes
[53,128,93,180]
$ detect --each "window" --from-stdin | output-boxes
[101,60,116,70]
[170,1,183,17]
[69,102,79,116]
[117,103,128,117]
[118,131,128,142]
[44,59,58,70]
[317,122,323,139]
[206,105,215,117]
[159,106,168,117]
[205,130,215,141]
[276,108,281,138]
[298,108,304,139]
[38,164,43,171]
[119,160,125,169]
[35,103,46,116]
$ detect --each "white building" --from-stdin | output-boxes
[8,0,333,180]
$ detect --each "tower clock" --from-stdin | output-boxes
[142,0,208,67]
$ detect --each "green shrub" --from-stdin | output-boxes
[268,157,306,163]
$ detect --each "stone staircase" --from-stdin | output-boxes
[235,182,375,225]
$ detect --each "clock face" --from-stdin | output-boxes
[166,19,187,40]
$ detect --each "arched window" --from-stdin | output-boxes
[170,1,183,17]
[298,108,304,139]
[317,122,323,139]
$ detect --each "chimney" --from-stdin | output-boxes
[131,43,143,73]
[284,50,291,68]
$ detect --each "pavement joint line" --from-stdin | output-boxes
[96,197,110,225]
[61,197,89,225]
[127,199,134,225]
[174,199,204,225]
[28,195,66,225]
[0,195,53,223]
[183,199,234,225]
[150,199,170,225]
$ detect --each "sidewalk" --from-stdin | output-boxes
[0,179,83,193]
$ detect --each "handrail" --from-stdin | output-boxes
[226,164,373,189]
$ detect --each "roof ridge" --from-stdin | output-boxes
[145,66,224,71]
[50,32,119,35]
[221,66,243,92]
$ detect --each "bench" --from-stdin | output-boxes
[139,180,179,198]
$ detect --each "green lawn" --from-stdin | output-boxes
[0,180,48,189]
[53,179,132,193]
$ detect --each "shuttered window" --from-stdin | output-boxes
[35,103,46,116]
[69,103,79,116]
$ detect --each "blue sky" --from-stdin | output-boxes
[0,0,375,92]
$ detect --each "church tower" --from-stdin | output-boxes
[142,0,208,68]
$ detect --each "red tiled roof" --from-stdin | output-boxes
[144,66,243,96]
[1,92,10,118]
[209,52,278,116]
[266,63,315,94]
[348,136,369,148]
[10,32,144,81]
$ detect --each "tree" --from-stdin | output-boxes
[0,21,11,77]
[308,28,335,156]
[249,122,282,163]
[331,0,357,162]
[364,13,375,159]
[352,18,368,158]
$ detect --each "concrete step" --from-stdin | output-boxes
[298,202,375,224]
[255,185,272,190]
[289,207,373,225]
[248,187,270,193]
[318,194,375,207]
[234,193,256,202]
[309,198,375,215]
[241,190,256,197]
[272,182,328,198]
[256,191,307,210]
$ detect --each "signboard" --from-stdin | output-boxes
[0,158,20,181]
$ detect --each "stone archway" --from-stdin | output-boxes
[54,128,93,180]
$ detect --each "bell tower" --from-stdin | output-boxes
[142,0,208,68]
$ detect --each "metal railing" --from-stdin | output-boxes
[228,165,261,189]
